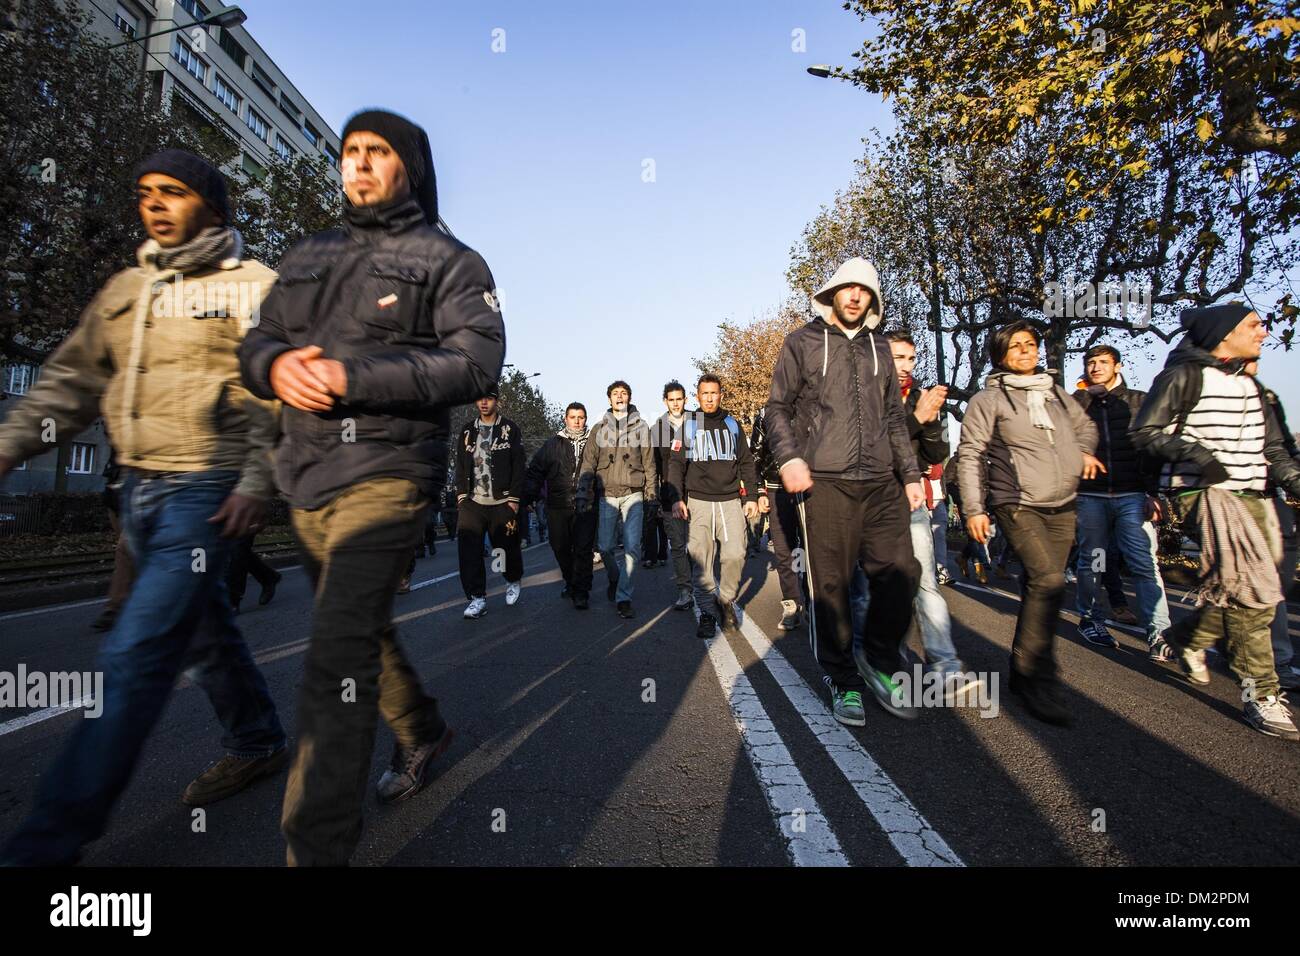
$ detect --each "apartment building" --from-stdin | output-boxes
[0,0,341,495]
[84,0,343,186]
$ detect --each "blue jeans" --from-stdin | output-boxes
[1074,493,1171,636]
[852,503,962,674]
[597,492,644,602]
[2,469,285,865]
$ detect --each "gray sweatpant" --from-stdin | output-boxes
[687,497,746,619]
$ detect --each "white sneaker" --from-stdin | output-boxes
[942,671,985,704]
[673,587,693,611]
[463,597,488,619]
[1180,647,1210,684]
[1244,695,1300,739]
[505,582,521,606]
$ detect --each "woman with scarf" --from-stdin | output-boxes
[953,321,1101,725]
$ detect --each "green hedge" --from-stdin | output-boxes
[0,493,291,537]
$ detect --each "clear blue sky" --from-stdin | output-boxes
[244,0,1300,426]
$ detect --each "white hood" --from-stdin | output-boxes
[810,257,884,330]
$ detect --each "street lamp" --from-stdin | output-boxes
[806,64,833,78]
[108,5,247,49]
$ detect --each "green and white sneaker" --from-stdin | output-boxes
[830,686,866,727]
[864,668,918,720]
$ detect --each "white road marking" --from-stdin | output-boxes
[0,697,97,737]
[736,613,964,867]
[701,624,848,867]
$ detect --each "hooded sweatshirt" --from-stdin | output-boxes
[765,258,918,484]
[664,407,762,503]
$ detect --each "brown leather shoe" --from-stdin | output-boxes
[182,747,289,806]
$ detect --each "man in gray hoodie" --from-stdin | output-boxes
[577,380,657,618]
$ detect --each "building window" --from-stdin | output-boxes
[114,4,139,38]
[241,151,268,182]
[278,92,301,124]
[302,122,319,147]
[68,443,95,475]
[4,363,39,395]
[275,133,296,163]
[176,0,210,23]
[213,73,241,114]
[244,107,268,142]
[250,62,276,99]
[322,142,339,169]
[218,29,247,70]
[171,36,207,84]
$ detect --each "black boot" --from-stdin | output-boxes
[1009,671,1071,726]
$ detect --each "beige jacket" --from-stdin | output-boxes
[0,239,280,499]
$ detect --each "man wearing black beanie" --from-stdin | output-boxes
[240,109,505,864]
[1134,303,1300,739]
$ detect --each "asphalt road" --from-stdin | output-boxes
[1,538,1297,866]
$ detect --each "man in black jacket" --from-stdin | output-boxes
[665,374,763,637]
[653,381,694,610]
[523,402,594,609]
[767,258,923,725]
[1070,345,1173,659]
[238,109,504,864]
[456,388,526,617]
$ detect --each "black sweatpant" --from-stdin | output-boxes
[641,500,668,561]
[993,503,1075,680]
[802,477,919,689]
[766,487,804,605]
[457,499,523,599]
[547,505,597,595]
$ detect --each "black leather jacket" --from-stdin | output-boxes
[1131,337,1300,498]
[238,196,505,509]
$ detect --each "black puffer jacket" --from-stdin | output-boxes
[523,430,589,509]
[238,196,505,509]
[1071,378,1156,495]
[765,319,919,485]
